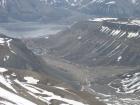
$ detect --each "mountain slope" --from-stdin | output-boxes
[40,0,92,9]
[0,34,46,70]
[0,0,72,23]
[24,18,140,105]
[28,18,140,67]
[0,67,104,105]
[80,0,140,18]
[0,0,140,23]
[0,33,107,105]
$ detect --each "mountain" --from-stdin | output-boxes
[24,18,140,105]
[0,0,73,23]
[79,0,140,18]
[0,33,45,70]
[0,33,105,105]
[0,0,140,23]
[40,0,93,9]
[0,66,105,105]
[28,18,140,67]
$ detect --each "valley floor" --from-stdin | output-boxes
[42,54,138,105]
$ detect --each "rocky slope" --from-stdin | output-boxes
[0,67,105,105]
[27,18,140,67]
[0,33,46,70]
[24,18,140,105]
[0,33,107,105]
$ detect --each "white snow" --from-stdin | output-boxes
[118,31,126,38]
[106,1,116,5]
[53,86,66,90]
[131,20,140,25]
[3,55,9,61]
[131,0,137,4]
[127,32,139,38]
[100,26,111,33]
[0,67,88,105]
[15,79,88,105]
[71,3,76,6]
[100,24,139,39]
[53,86,76,95]
[6,38,16,54]
[117,56,122,62]
[0,0,6,8]
[0,68,16,93]
[100,26,111,34]
[10,50,16,54]
[45,36,49,39]
[7,39,12,49]
[0,67,8,73]
[0,87,37,105]
[100,26,122,36]
[111,30,121,36]
[0,38,5,45]
[107,44,121,57]
[108,72,140,94]
[120,72,140,93]
[77,36,82,40]
[24,77,39,84]
[93,86,140,105]
[0,37,16,54]
[0,101,15,105]
[89,18,117,22]
[11,73,16,77]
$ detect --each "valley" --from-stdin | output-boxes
[0,0,140,105]
[35,49,140,105]
[0,33,105,105]
[0,18,140,105]
[24,18,140,105]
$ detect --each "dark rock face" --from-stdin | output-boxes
[0,34,45,70]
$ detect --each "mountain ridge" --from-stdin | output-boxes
[0,0,140,23]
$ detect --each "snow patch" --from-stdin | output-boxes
[77,36,82,40]
[45,36,49,39]
[0,0,6,8]
[127,32,139,38]
[131,0,137,4]
[0,75,17,93]
[15,79,88,105]
[109,72,140,94]
[24,77,39,84]
[117,56,122,62]
[0,67,8,73]
[0,87,36,105]
[11,73,16,77]
[0,38,5,45]
[89,18,117,22]
[3,55,9,62]
[106,1,116,5]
